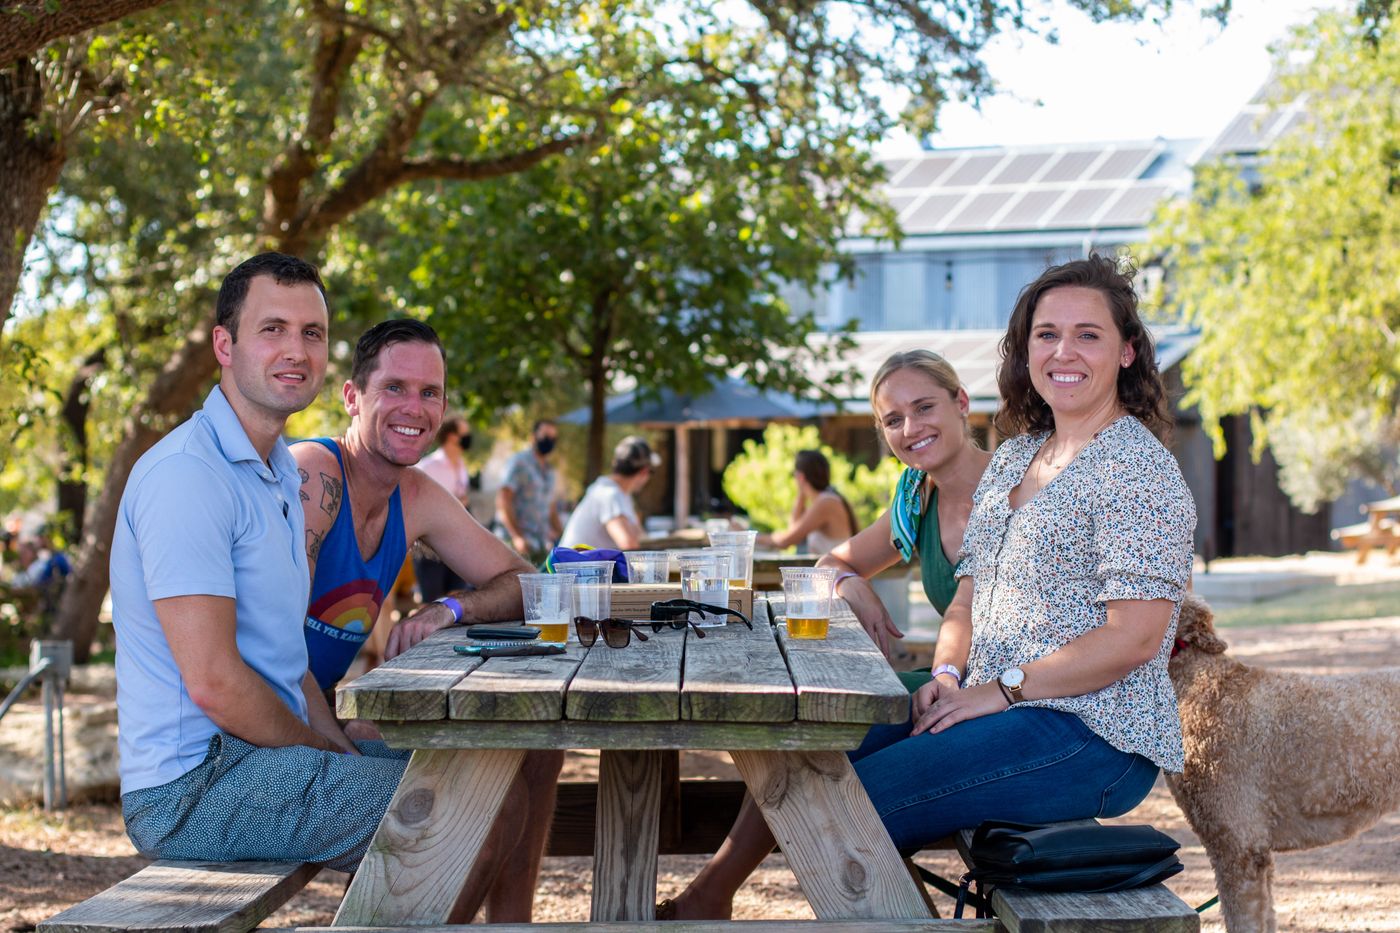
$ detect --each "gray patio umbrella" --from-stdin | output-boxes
[561,377,830,427]
[561,378,832,526]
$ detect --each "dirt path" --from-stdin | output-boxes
[3,616,1398,932]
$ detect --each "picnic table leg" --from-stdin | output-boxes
[591,748,664,921]
[729,748,932,921]
[334,747,525,926]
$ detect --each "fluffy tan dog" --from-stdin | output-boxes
[1165,595,1400,933]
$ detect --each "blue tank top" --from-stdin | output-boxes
[303,438,408,690]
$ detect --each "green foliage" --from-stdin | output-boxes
[1151,9,1400,511]
[721,423,901,533]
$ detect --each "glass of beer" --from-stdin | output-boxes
[679,552,730,627]
[708,530,757,588]
[519,573,573,643]
[781,566,837,640]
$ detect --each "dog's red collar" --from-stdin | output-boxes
[1171,637,1190,658]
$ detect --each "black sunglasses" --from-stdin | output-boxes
[650,599,753,630]
[575,614,712,648]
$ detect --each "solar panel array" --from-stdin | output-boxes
[881,141,1192,236]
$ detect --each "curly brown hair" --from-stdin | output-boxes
[994,255,1172,441]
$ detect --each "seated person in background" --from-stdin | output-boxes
[557,435,660,550]
[757,450,858,556]
[411,414,473,600]
[294,318,559,923]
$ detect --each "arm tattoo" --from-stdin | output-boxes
[307,528,325,564]
[319,472,342,519]
[299,468,311,503]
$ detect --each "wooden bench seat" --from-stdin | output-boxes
[933,827,1198,933]
[39,859,319,933]
[280,922,997,932]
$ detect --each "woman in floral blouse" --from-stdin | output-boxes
[857,253,1195,851]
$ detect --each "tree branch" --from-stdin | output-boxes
[262,3,366,244]
[0,0,172,61]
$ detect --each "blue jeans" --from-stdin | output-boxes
[850,706,1159,853]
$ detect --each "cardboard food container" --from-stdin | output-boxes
[611,583,754,620]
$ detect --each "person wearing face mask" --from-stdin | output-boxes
[412,415,473,600]
[496,419,563,564]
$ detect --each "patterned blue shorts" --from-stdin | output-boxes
[122,733,410,873]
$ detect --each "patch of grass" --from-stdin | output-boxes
[1213,580,1400,628]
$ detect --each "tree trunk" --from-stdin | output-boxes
[56,347,107,543]
[586,359,609,484]
[0,59,66,336]
[49,324,216,659]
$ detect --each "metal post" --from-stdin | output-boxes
[29,640,72,812]
[41,674,56,810]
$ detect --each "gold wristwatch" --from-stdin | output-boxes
[999,667,1026,704]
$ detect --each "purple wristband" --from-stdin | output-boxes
[932,663,963,686]
[434,595,464,624]
[833,571,860,592]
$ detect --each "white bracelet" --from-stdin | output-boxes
[833,571,860,593]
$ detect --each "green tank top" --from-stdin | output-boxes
[918,485,959,616]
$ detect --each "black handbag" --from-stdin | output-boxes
[953,820,1183,918]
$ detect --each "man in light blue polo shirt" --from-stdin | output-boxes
[111,253,424,876]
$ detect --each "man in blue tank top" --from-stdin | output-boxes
[293,319,556,924]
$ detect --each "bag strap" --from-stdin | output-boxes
[1083,855,1184,893]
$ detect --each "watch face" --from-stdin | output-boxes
[1001,667,1025,688]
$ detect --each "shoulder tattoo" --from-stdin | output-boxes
[320,472,342,518]
[299,467,311,503]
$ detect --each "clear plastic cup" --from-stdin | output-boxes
[781,566,837,640]
[554,560,615,622]
[678,551,730,627]
[624,550,670,585]
[519,573,573,643]
[668,548,710,583]
[708,530,758,588]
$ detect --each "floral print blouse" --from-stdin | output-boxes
[956,415,1194,772]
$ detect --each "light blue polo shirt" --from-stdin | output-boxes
[111,385,311,794]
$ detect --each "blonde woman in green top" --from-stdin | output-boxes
[821,349,991,658]
[657,349,990,922]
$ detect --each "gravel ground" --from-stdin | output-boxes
[3,615,1398,932]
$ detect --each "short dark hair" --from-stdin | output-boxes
[531,419,557,436]
[995,254,1172,441]
[436,415,469,446]
[611,435,660,476]
[216,252,326,341]
[350,319,445,389]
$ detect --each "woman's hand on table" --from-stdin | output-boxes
[911,680,1008,736]
[838,575,903,658]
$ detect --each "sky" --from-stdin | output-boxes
[883,0,1346,154]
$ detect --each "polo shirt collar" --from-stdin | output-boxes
[202,385,295,482]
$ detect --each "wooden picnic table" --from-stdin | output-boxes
[331,598,930,927]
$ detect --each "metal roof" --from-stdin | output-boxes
[1204,73,1308,159]
[878,139,1199,237]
